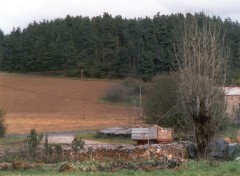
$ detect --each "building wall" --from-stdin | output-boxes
[225,95,240,118]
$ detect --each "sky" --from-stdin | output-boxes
[0,0,240,34]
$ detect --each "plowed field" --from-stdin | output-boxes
[0,73,139,134]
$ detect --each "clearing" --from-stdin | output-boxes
[0,73,139,134]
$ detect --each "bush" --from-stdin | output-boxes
[102,77,145,104]
[103,84,127,103]
[71,136,85,152]
[143,73,190,132]
[122,77,145,94]
[27,128,43,158]
[65,70,80,77]
[55,144,63,156]
[0,110,6,138]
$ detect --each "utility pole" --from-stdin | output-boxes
[133,100,136,125]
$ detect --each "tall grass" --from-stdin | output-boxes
[0,160,239,175]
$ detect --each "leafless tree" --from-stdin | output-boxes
[175,14,228,157]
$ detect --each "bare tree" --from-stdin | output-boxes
[175,14,228,157]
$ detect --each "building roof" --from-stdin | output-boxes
[224,87,240,96]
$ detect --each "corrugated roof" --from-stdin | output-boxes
[224,87,240,96]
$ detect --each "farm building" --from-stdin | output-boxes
[224,87,240,118]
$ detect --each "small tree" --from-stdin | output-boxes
[175,13,228,157]
[71,136,85,152]
[0,110,6,138]
[44,133,49,156]
[27,128,43,158]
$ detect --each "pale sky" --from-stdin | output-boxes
[0,0,240,34]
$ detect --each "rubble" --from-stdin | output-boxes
[62,143,189,164]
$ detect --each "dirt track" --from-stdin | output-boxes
[42,131,106,144]
[0,73,139,134]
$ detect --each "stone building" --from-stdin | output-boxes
[224,87,240,118]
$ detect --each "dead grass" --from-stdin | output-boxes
[0,73,141,134]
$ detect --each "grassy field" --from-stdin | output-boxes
[0,160,239,175]
[76,132,136,144]
[0,73,141,134]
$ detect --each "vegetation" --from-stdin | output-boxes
[26,129,43,158]
[0,11,239,174]
[0,12,240,82]
[0,135,24,144]
[0,110,6,138]
[175,15,229,157]
[0,160,239,175]
[144,74,179,124]
[102,77,145,105]
[71,136,85,152]
[76,132,135,144]
[220,123,240,139]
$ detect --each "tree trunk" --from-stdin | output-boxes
[194,104,213,158]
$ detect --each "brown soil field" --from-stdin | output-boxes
[0,73,140,134]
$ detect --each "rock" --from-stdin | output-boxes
[209,138,240,160]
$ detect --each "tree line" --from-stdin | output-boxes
[0,12,240,80]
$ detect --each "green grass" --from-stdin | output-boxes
[0,136,24,144]
[221,123,240,138]
[0,160,239,175]
[76,132,136,145]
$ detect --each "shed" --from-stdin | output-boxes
[224,87,240,118]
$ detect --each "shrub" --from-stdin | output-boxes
[71,136,85,152]
[143,73,190,132]
[65,70,80,77]
[44,134,49,156]
[103,84,127,103]
[122,77,145,94]
[55,144,63,156]
[102,77,145,104]
[27,128,43,158]
[0,110,6,138]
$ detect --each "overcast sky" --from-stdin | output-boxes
[0,0,239,34]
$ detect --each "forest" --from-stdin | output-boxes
[0,12,240,81]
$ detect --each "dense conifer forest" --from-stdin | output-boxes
[0,12,240,80]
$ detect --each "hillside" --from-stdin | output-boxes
[1,12,240,81]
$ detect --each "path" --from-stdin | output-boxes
[47,133,106,144]
[10,130,107,145]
